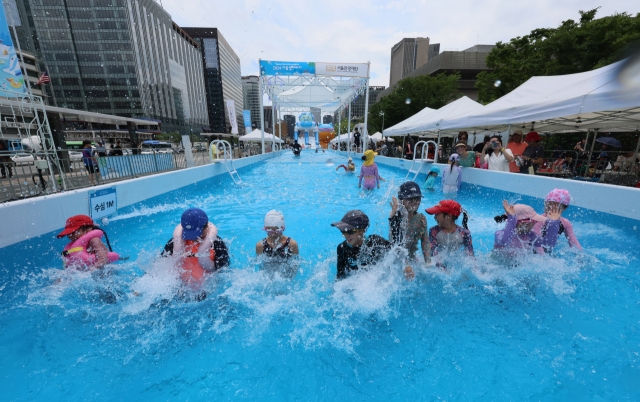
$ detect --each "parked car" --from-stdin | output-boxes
[11,153,34,165]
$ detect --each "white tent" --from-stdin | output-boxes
[383,106,436,136]
[239,129,284,143]
[439,59,640,132]
[384,97,484,137]
[369,132,394,141]
[330,132,353,143]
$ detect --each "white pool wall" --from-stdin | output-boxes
[335,151,639,220]
[0,152,278,249]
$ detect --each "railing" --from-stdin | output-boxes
[0,148,225,203]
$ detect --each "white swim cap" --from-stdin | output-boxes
[264,210,285,230]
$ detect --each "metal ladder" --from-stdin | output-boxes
[405,140,438,181]
[210,140,242,184]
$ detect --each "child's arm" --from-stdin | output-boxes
[421,220,431,263]
[88,237,110,268]
[456,167,462,190]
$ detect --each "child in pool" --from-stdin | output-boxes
[442,154,462,194]
[358,150,383,190]
[424,166,440,191]
[493,201,562,253]
[532,189,582,252]
[336,157,356,173]
[425,200,474,257]
[389,181,431,278]
[57,214,119,270]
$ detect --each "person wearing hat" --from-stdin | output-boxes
[520,132,545,174]
[425,200,474,257]
[389,182,431,272]
[493,201,562,254]
[424,166,440,191]
[358,150,382,190]
[256,210,299,277]
[442,153,462,194]
[454,142,475,168]
[58,214,120,269]
[331,210,392,280]
[335,156,355,173]
[161,208,230,286]
[532,189,582,252]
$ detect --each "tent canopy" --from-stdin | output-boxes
[239,129,284,143]
[385,97,483,136]
[439,59,640,132]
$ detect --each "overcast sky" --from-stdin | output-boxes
[164,0,638,87]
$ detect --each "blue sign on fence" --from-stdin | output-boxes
[259,60,316,76]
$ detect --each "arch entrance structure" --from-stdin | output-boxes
[258,60,371,154]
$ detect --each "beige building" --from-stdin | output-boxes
[389,38,440,87]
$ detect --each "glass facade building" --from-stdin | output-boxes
[241,75,260,130]
[12,0,208,135]
[182,28,244,135]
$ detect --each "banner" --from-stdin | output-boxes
[242,110,252,131]
[0,3,27,97]
[315,62,369,78]
[260,60,316,76]
[226,99,238,134]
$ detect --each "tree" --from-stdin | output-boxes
[368,73,460,133]
[476,9,640,103]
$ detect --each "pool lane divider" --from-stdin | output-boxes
[0,152,282,249]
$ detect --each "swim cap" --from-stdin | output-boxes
[429,166,440,174]
[545,189,571,206]
[264,210,285,230]
[449,153,460,161]
[513,205,546,222]
[363,150,377,166]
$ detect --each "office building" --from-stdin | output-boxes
[378,44,495,102]
[389,37,438,87]
[322,115,333,125]
[263,105,273,132]
[11,0,209,135]
[182,27,244,134]
[334,86,386,122]
[283,115,296,139]
[242,75,260,129]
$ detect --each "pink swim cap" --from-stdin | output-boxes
[545,189,571,206]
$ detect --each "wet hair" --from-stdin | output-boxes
[494,214,508,223]
[449,209,469,230]
[449,157,457,173]
[361,155,367,161]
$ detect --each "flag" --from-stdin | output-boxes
[36,70,50,85]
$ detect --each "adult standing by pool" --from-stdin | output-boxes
[519,132,545,174]
[81,140,99,184]
[353,127,361,152]
[483,135,514,172]
[506,130,527,173]
[454,142,475,168]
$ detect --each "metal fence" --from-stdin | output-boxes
[0,148,217,203]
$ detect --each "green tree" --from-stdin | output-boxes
[368,73,460,133]
[476,9,640,103]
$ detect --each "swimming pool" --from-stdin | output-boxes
[1,150,639,400]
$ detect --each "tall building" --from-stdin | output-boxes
[12,0,209,135]
[182,27,244,134]
[334,86,386,122]
[242,75,260,129]
[389,37,438,87]
[283,115,296,139]
[322,115,333,125]
[377,44,495,102]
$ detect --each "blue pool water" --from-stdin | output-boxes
[1,151,639,400]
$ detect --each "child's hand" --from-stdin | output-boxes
[546,203,563,220]
[404,266,415,281]
[390,196,399,217]
[502,200,515,216]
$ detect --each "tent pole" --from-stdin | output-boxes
[362,63,371,153]
[271,101,276,151]
[584,128,599,177]
[259,72,265,154]
[348,103,352,156]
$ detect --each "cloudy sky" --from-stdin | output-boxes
[164,0,638,87]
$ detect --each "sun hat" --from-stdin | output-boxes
[264,210,285,230]
[331,210,369,231]
[57,215,95,238]
[449,153,460,161]
[545,189,571,206]
[425,200,462,217]
[362,150,377,166]
[454,143,467,149]
[181,208,209,240]
[398,181,423,199]
[429,166,441,174]
[525,131,542,142]
[513,204,547,222]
